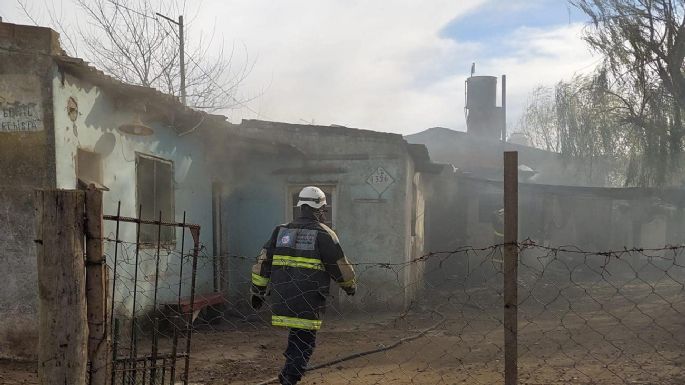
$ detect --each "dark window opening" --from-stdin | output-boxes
[289,185,334,229]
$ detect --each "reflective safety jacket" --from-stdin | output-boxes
[251,214,356,330]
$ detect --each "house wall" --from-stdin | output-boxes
[0,23,60,358]
[425,174,685,286]
[51,70,214,316]
[213,123,418,311]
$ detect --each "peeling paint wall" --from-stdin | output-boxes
[0,22,59,359]
[51,70,215,315]
[206,123,423,310]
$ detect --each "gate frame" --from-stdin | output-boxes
[105,207,201,385]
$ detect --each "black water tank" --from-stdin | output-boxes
[466,76,497,110]
[466,76,501,138]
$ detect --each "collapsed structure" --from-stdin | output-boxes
[0,21,439,358]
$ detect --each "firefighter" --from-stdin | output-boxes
[492,208,504,244]
[250,186,357,385]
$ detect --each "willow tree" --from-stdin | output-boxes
[575,0,685,185]
[520,1,685,186]
[519,69,630,185]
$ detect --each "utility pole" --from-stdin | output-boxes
[503,151,519,385]
[502,74,507,142]
[156,13,186,105]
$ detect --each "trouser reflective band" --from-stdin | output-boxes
[272,255,325,271]
[272,315,322,330]
[251,273,269,286]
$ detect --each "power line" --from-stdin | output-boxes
[123,10,266,120]
[106,0,157,21]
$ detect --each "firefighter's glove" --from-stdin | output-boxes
[342,285,356,296]
[250,294,265,310]
[250,285,266,310]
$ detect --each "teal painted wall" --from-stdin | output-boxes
[52,69,214,316]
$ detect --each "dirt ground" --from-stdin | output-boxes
[3,284,684,385]
[0,359,37,384]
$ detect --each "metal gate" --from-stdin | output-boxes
[104,204,201,385]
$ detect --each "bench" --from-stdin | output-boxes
[163,292,225,324]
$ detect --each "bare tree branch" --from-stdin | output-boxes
[23,0,254,113]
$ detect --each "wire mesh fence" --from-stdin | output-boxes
[178,242,685,385]
[96,203,685,385]
[516,242,685,384]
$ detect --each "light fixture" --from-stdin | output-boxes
[118,113,154,136]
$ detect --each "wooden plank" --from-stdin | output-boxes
[85,186,110,385]
[503,151,518,385]
[35,189,88,385]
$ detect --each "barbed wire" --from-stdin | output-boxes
[93,224,685,385]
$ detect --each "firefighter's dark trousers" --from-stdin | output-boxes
[279,328,317,385]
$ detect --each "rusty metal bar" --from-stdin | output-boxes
[183,224,201,385]
[109,202,122,336]
[103,214,199,229]
[170,212,187,384]
[504,151,519,385]
[109,203,121,385]
[150,211,163,384]
[111,318,119,385]
[112,360,178,372]
[113,353,188,363]
[128,205,143,385]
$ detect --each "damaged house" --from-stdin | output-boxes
[0,21,442,359]
[0,21,220,357]
[202,120,443,310]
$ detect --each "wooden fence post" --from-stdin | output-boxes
[504,151,519,385]
[35,190,88,385]
[85,186,111,385]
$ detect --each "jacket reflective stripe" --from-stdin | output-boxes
[272,315,322,330]
[251,273,269,286]
[339,278,356,288]
[272,255,325,271]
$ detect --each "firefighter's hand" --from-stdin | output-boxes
[250,294,265,310]
[342,285,356,296]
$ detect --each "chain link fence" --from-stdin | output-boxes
[165,241,685,385]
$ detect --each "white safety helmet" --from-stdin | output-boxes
[297,186,327,209]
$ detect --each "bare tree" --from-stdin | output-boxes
[519,1,685,186]
[520,66,684,186]
[571,0,685,185]
[520,71,626,156]
[574,0,685,107]
[519,85,560,153]
[18,0,253,112]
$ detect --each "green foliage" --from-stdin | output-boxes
[520,0,685,187]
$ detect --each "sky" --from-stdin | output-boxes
[0,0,599,135]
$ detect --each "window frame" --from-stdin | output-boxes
[135,152,176,246]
